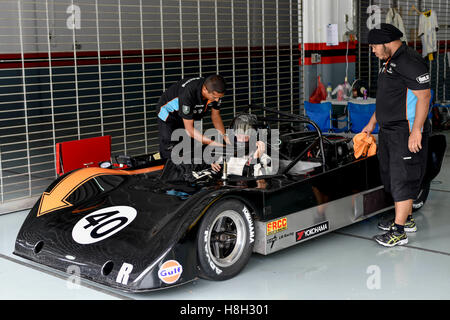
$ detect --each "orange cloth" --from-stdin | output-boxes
[353,132,377,159]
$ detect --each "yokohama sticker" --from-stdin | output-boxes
[296,221,329,242]
[72,206,137,244]
[204,230,223,275]
[242,206,255,243]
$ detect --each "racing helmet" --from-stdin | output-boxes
[231,113,258,138]
[230,113,258,156]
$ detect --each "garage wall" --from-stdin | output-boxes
[356,0,450,101]
[0,0,302,211]
[302,0,356,101]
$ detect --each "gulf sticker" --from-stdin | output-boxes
[266,217,287,235]
[158,260,183,284]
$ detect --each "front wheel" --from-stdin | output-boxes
[196,199,255,281]
[412,182,431,212]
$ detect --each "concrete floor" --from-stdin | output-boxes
[0,131,449,300]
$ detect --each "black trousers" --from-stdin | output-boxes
[378,122,429,202]
[157,118,201,161]
[157,118,180,159]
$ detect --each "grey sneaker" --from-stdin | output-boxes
[373,227,408,247]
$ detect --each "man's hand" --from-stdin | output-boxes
[253,141,266,159]
[211,163,221,172]
[209,140,225,148]
[408,129,422,153]
[223,134,231,145]
[361,122,376,136]
[361,112,377,136]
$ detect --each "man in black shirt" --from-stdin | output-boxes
[362,24,431,247]
[156,75,229,160]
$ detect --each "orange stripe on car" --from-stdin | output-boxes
[37,165,164,217]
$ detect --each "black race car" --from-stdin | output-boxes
[14,106,446,292]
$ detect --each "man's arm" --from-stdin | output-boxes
[361,112,377,135]
[178,87,223,147]
[211,108,230,144]
[409,88,431,153]
[182,118,223,147]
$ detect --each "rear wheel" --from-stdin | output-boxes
[412,182,431,212]
[196,199,254,281]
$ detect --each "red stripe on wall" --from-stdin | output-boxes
[0,45,299,70]
[300,41,357,66]
[302,55,356,66]
[301,41,358,51]
[298,39,450,65]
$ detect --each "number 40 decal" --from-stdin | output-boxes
[72,206,137,244]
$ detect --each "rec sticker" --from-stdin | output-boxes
[296,221,329,242]
[266,217,287,235]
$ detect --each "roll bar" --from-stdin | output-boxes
[247,104,326,174]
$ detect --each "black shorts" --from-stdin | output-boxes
[378,123,428,202]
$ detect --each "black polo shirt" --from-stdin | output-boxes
[375,43,430,131]
[156,77,221,130]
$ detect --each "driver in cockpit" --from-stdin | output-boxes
[211,113,272,177]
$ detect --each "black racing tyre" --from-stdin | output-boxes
[196,199,255,281]
[412,182,431,212]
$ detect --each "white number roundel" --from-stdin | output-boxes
[72,206,137,244]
